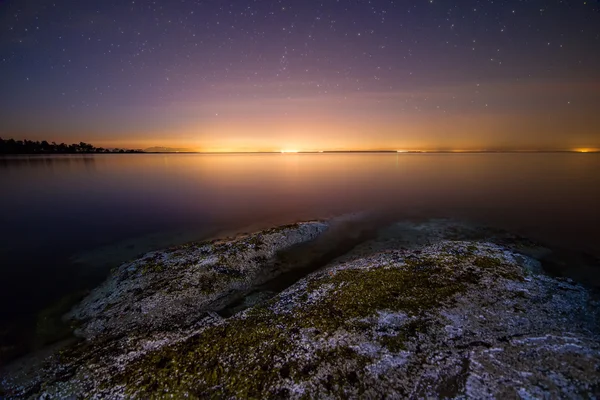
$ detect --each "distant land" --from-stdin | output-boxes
[1,138,598,154]
[144,149,599,154]
[0,138,142,154]
[144,147,196,153]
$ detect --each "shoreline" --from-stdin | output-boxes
[2,217,599,398]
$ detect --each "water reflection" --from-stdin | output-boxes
[0,154,97,171]
[0,153,599,347]
[1,153,599,256]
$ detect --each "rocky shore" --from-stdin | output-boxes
[1,218,599,398]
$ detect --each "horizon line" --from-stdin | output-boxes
[138,149,600,154]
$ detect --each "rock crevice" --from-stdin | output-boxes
[2,220,599,399]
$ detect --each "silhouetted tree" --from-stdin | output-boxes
[0,138,142,154]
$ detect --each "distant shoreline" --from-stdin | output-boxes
[88,150,600,154]
[0,138,143,155]
[2,139,597,155]
[1,150,598,155]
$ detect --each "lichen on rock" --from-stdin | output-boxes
[1,220,599,399]
[112,240,598,399]
[64,221,329,340]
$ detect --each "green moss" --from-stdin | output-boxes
[379,319,429,352]
[379,334,406,352]
[118,306,362,398]
[299,265,464,335]
[466,245,478,254]
[310,346,370,397]
[114,253,472,397]
[110,245,527,397]
[213,235,257,257]
[141,261,165,274]
[247,235,264,249]
[472,256,525,281]
[217,254,228,265]
[177,259,195,268]
[198,270,237,294]
[473,256,502,269]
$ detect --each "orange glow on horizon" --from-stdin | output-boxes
[6,78,597,153]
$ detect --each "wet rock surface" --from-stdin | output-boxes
[1,219,599,399]
[65,221,329,340]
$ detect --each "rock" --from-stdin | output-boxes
[1,221,598,399]
[65,221,329,340]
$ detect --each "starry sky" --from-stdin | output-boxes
[1,0,599,152]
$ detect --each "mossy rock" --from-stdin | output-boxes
[3,238,599,399]
[111,242,534,398]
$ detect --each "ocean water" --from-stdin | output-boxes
[0,153,599,361]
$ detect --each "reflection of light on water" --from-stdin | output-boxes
[281,150,299,154]
[397,150,408,153]
[574,148,597,153]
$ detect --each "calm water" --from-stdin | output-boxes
[1,153,599,359]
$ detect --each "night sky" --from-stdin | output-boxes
[1,0,599,151]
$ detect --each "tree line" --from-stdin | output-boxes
[0,138,142,154]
